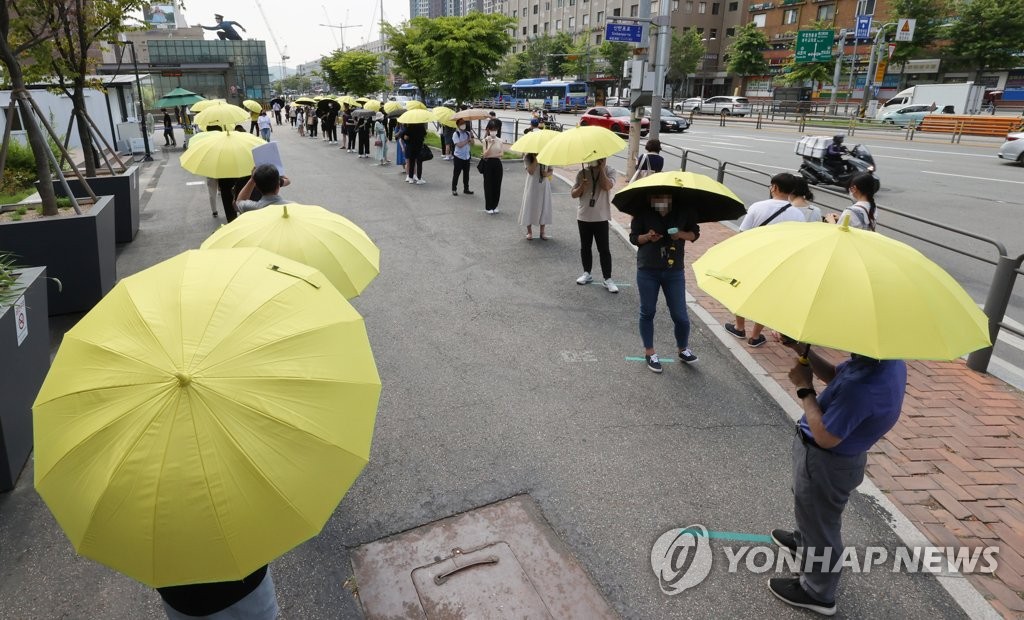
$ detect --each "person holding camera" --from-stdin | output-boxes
[234,164,291,214]
[571,158,617,292]
[629,192,700,372]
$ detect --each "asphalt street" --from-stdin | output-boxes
[0,125,972,618]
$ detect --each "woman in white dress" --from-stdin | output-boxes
[518,153,553,240]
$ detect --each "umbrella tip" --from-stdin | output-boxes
[839,212,852,231]
[174,372,192,387]
[282,205,289,218]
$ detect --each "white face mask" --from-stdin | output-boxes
[653,200,670,215]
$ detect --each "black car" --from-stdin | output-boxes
[653,109,690,133]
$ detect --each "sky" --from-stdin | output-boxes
[178,0,411,67]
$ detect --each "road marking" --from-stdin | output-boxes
[185,181,205,186]
[724,135,792,144]
[700,145,765,153]
[873,154,933,162]
[867,144,996,158]
[921,171,1024,184]
[739,161,793,170]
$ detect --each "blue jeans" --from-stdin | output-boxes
[260,128,271,141]
[637,268,690,351]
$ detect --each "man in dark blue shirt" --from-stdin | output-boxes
[769,342,907,616]
[200,14,246,41]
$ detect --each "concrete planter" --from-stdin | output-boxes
[46,166,141,243]
[0,267,49,492]
[0,195,116,315]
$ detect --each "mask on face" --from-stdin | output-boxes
[653,200,670,215]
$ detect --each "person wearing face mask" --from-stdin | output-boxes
[451,122,475,196]
[570,158,617,292]
[629,193,700,372]
[480,124,504,213]
[825,172,877,231]
[518,152,553,240]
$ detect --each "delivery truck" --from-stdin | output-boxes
[875,83,985,118]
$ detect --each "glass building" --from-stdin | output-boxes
[147,40,270,102]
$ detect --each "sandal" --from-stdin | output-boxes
[540,234,550,240]
[526,234,533,240]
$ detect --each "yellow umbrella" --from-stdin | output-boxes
[363,100,382,112]
[179,130,264,178]
[242,99,262,114]
[536,125,626,166]
[201,204,381,299]
[293,97,316,106]
[383,101,404,114]
[397,108,435,124]
[189,98,226,113]
[33,247,381,587]
[692,218,990,360]
[355,97,369,104]
[509,129,560,154]
[432,106,457,128]
[451,109,491,122]
[405,100,427,110]
[338,96,360,108]
[193,104,250,130]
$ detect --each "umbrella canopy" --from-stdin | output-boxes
[269,97,285,107]
[201,204,380,299]
[362,100,382,112]
[612,171,746,223]
[188,98,225,113]
[509,129,560,154]
[397,108,435,124]
[337,96,360,108]
[293,97,316,106]
[33,247,381,587]
[153,88,205,109]
[451,109,491,122]
[242,99,262,114]
[193,104,250,131]
[383,101,404,114]
[179,130,264,178]
[355,97,369,104]
[352,109,376,119]
[318,99,341,114]
[432,106,457,128]
[404,100,427,110]
[692,218,990,360]
[537,125,625,166]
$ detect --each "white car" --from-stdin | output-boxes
[997,132,1024,165]
[696,96,751,116]
[674,97,703,113]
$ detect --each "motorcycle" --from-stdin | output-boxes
[798,143,880,191]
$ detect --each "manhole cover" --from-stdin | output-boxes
[351,495,616,619]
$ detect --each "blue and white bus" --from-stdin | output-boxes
[511,78,589,111]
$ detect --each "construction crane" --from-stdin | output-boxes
[253,0,290,85]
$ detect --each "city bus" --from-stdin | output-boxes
[511,78,589,111]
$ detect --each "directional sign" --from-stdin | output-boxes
[855,15,872,39]
[605,23,644,44]
[794,29,834,64]
[895,18,916,42]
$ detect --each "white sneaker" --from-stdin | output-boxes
[604,278,619,293]
[576,272,593,285]
[406,177,415,183]
[415,178,426,185]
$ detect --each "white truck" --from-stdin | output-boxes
[875,83,985,118]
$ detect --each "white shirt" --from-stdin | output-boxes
[739,198,807,231]
[257,115,272,130]
[839,201,873,230]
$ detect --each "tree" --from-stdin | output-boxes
[324,50,386,95]
[888,0,952,69]
[547,32,574,77]
[944,0,1024,72]
[418,13,515,104]
[777,22,835,90]
[726,22,770,80]
[519,35,555,77]
[382,19,435,101]
[495,52,527,82]
[666,30,705,102]
[599,41,632,94]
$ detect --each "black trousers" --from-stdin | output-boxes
[217,178,239,222]
[481,158,503,211]
[274,111,282,125]
[249,120,258,135]
[308,122,317,137]
[577,220,611,279]
[358,128,370,154]
[452,157,471,191]
[406,145,423,179]
[325,124,337,142]
[163,127,175,145]
[347,126,357,149]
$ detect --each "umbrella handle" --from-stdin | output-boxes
[797,344,811,366]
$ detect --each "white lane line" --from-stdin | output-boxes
[873,154,933,162]
[705,141,744,147]
[185,181,205,186]
[921,170,1024,184]
[867,144,997,158]
[700,145,765,153]
[724,135,792,144]
[739,161,793,170]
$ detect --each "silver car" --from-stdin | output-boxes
[673,97,703,113]
[997,132,1024,165]
[697,96,751,116]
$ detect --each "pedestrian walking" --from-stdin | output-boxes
[725,172,805,347]
[357,116,372,158]
[826,172,877,230]
[571,158,617,292]
[205,177,219,217]
[374,113,389,165]
[450,121,474,195]
[324,107,339,144]
[479,124,504,212]
[634,139,664,179]
[790,176,824,222]
[257,111,272,141]
[296,107,305,137]
[161,108,177,146]
[441,124,455,160]
[770,339,906,616]
[402,121,427,184]
[249,109,259,135]
[629,191,700,372]
[518,153,552,239]
[272,101,282,125]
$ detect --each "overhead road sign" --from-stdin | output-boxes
[895,18,916,42]
[795,29,834,63]
[605,23,644,44]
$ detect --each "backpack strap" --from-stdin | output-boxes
[759,203,793,227]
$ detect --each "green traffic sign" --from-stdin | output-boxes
[795,29,834,64]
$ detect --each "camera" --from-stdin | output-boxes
[588,198,595,208]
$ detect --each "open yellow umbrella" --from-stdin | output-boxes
[397,108,435,124]
[338,96,360,108]
[692,218,990,360]
[405,100,427,110]
[363,100,382,112]
[242,99,262,114]
[537,126,626,166]
[383,101,404,114]
[179,130,264,178]
[33,247,381,587]
[193,104,250,130]
[293,97,316,106]
[201,204,381,299]
[189,98,226,113]
[451,109,491,122]
[509,129,560,154]
[355,97,369,104]
[432,106,457,128]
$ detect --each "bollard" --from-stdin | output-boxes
[680,150,689,172]
[756,113,762,130]
[967,253,1024,373]
[716,161,726,183]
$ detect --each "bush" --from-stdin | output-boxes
[0,169,33,195]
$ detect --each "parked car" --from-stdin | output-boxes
[695,96,751,116]
[650,108,690,132]
[578,106,650,136]
[878,104,933,126]
[604,96,621,106]
[997,132,1024,165]
[673,97,703,113]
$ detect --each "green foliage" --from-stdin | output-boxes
[726,23,770,76]
[8,212,23,221]
[888,0,953,66]
[667,31,705,95]
[598,41,633,78]
[56,197,73,209]
[496,53,528,82]
[777,22,835,86]
[383,18,437,100]
[275,74,314,94]
[323,50,386,95]
[944,0,1024,70]
[0,253,18,295]
[15,206,28,215]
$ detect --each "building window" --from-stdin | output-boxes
[522,26,527,34]
[569,16,576,27]
[597,10,604,21]
[682,26,690,32]
[728,0,738,9]
[569,0,575,5]
[522,7,527,15]
[556,18,562,28]
[712,2,720,13]
[557,0,563,5]
[673,0,679,9]
[596,34,602,43]
[582,13,589,24]
[534,3,539,13]
[533,23,538,32]
[752,13,766,26]
[698,1,706,13]
[630,4,638,16]
[817,4,834,19]
[685,1,693,12]
[783,8,799,23]
[512,46,517,53]
[726,26,735,36]
[544,21,549,31]
[710,28,718,38]
[613,7,621,16]
[545,1,550,7]
[697,27,704,34]
[857,0,875,15]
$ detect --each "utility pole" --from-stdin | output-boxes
[626,0,652,179]
[828,29,847,114]
[860,22,895,115]
[647,0,671,140]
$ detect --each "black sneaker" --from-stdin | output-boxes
[678,348,698,363]
[771,529,801,562]
[645,354,663,374]
[724,323,746,338]
[463,189,474,195]
[452,190,458,196]
[748,334,767,347]
[768,577,836,616]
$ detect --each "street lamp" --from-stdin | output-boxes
[319,23,363,51]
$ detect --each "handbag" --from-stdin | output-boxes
[419,144,434,161]
[374,138,383,147]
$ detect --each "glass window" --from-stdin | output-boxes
[685,1,693,13]
[557,18,562,28]
[857,0,875,15]
[533,23,538,32]
[523,26,527,34]
[545,1,550,7]
[596,33,602,43]
[583,13,589,24]
[817,4,834,19]
[712,2,719,13]
[753,13,766,26]
[597,10,604,21]
[673,0,679,8]
[569,16,576,27]
[698,2,706,13]
[726,27,735,36]
[630,4,638,15]
[544,21,549,31]
[533,4,538,13]
[728,1,738,9]
[711,28,718,38]
[613,7,621,15]
[783,8,798,23]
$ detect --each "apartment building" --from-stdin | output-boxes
[670,0,746,96]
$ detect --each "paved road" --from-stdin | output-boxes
[0,126,976,618]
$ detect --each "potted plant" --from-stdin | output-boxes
[0,253,50,492]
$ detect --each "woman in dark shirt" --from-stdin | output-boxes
[629,192,700,373]
[157,564,278,619]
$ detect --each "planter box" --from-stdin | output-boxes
[0,267,49,492]
[45,166,140,243]
[0,195,116,315]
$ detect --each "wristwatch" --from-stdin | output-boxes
[796,387,817,400]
